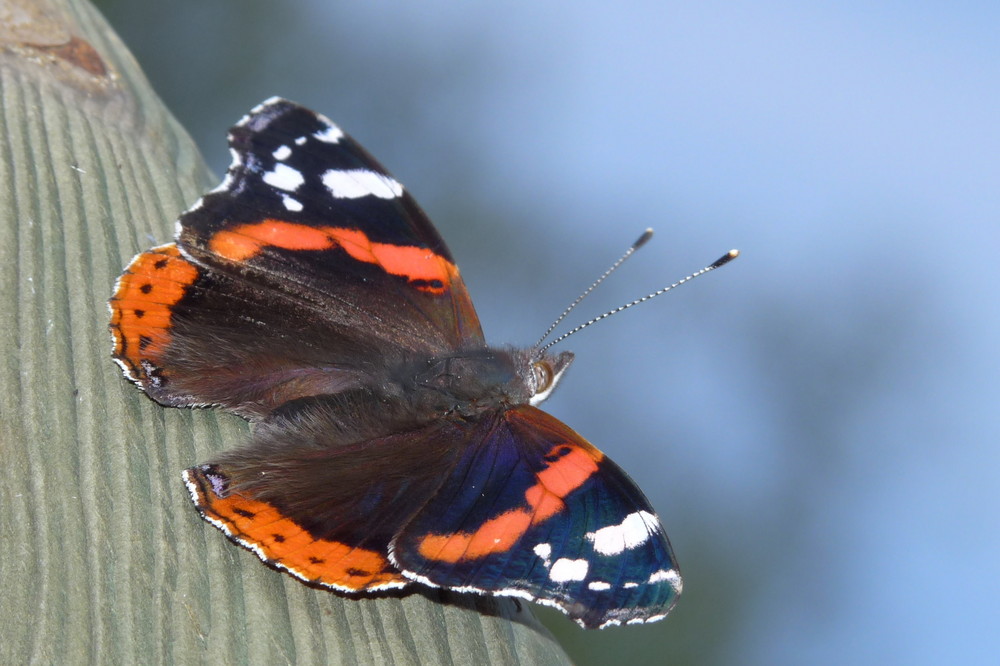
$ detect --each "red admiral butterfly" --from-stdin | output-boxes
[109,98,729,629]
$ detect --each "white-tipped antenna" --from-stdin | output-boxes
[539,249,740,352]
[535,228,654,348]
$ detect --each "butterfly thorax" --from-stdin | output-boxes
[399,348,574,418]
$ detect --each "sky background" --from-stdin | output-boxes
[94,2,1000,664]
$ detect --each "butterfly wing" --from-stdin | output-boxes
[391,406,681,629]
[181,393,473,592]
[110,98,483,417]
[179,97,483,350]
[181,400,679,627]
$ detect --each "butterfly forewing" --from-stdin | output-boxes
[179,98,484,352]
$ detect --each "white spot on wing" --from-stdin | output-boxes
[314,124,344,143]
[649,569,683,593]
[322,169,403,199]
[281,195,303,212]
[533,543,552,563]
[295,136,307,146]
[549,558,589,583]
[585,510,660,556]
[251,96,284,115]
[272,145,292,161]
[263,163,304,191]
[588,581,611,591]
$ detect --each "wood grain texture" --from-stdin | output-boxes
[0,0,571,663]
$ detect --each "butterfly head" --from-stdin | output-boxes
[527,349,574,406]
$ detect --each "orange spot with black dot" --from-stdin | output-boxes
[109,244,199,382]
[208,220,457,295]
[187,469,406,591]
[416,442,603,563]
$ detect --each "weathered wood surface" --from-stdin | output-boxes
[0,0,570,662]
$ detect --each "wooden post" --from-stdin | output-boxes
[0,0,570,662]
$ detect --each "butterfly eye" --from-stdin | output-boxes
[532,361,554,396]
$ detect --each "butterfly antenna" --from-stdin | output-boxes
[534,228,654,348]
[539,249,740,352]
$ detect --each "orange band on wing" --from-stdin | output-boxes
[191,478,406,591]
[109,244,199,380]
[416,444,602,563]
[208,220,456,295]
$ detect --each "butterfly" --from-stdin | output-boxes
[109,97,684,629]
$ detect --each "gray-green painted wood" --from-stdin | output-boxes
[0,1,570,663]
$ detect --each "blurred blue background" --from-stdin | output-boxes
[94,1,999,663]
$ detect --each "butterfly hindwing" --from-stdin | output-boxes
[181,393,475,592]
[183,463,410,592]
[391,406,681,629]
